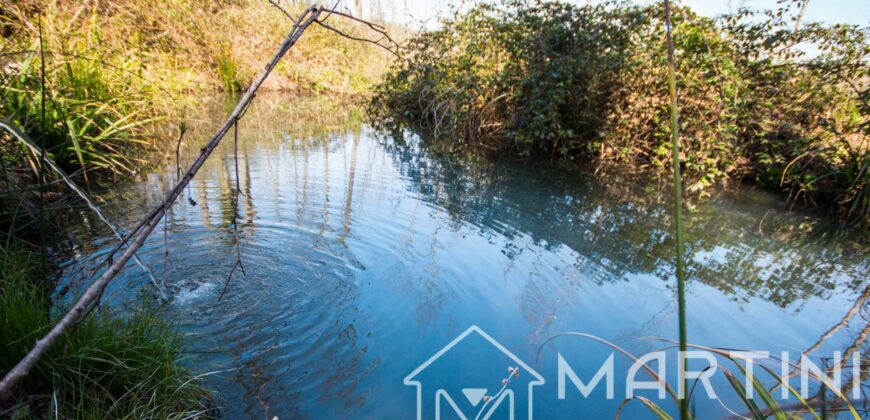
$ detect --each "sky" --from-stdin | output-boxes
[677,0,869,27]
[348,0,870,28]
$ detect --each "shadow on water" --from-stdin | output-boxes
[55,94,868,418]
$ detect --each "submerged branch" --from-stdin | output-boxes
[219,118,246,302]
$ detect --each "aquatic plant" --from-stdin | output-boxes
[662,2,688,418]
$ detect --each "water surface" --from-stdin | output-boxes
[61,97,869,418]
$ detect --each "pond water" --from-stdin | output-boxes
[61,96,869,418]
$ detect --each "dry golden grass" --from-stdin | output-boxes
[2,0,402,97]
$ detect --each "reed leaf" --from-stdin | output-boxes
[616,396,674,420]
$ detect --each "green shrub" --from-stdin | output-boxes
[371,0,869,219]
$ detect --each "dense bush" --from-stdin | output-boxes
[371,0,869,219]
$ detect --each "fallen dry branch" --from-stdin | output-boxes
[0,3,400,399]
[314,9,404,58]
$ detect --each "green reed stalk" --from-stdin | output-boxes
[37,17,48,278]
[663,1,688,419]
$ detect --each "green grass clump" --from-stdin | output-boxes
[0,246,210,419]
[0,51,156,178]
[215,44,245,94]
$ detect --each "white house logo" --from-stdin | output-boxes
[404,325,545,420]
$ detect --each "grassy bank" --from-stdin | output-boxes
[370,0,869,221]
[0,0,397,181]
[0,245,209,418]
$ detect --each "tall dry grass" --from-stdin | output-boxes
[0,0,400,181]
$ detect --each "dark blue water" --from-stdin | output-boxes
[63,97,869,419]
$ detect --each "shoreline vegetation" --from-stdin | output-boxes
[0,0,866,418]
[370,0,869,223]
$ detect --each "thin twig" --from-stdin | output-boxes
[163,198,170,273]
[315,20,401,58]
[268,0,296,24]
[175,126,186,181]
[783,0,810,57]
[218,118,246,301]
[474,367,520,420]
[317,0,342,24]
[164,125,188,274]
[176,123,197,206]
[311,7,404,59]
[37,17,49,282]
